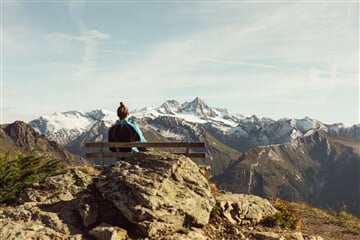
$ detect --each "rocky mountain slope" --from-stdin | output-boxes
[0,121,90,166]
[3,151,357,240]
[213,131,360,217]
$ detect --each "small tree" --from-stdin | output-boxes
[0,150,64,203]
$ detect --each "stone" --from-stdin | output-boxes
[89,223,128,240]
[215,193,278,226]
[96,151,215,237]
[77,193,99,227]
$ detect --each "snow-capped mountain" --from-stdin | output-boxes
[28,97,359,150]
[133,97,244,127]
[29,109,116,146]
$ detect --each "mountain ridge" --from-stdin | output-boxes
[28,97,360,148]
[26,97,360,216]
[0,121,90,166]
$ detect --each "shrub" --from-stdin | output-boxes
[0,151,65,203]
[262,198,301,230]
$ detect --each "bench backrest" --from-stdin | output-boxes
[85,141,206,169]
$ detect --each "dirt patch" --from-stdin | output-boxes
[300,214,360,240]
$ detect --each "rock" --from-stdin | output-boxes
[215,193,277,226]
[303,236,324,240]
[161,230,208,240]
[0,221,83,240]
[89,223,128,240]
[254,231,281,240]
[0,169,93,239]
[96,151,215,237]
[77,193,99,227]
[254,231,305,240]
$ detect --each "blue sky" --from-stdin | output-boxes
[1,0,359,126]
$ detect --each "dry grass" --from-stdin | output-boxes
[75,165,100,176]
[277,201,360,240]
[291,202,360,233]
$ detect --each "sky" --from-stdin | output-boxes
[1,0,359,126]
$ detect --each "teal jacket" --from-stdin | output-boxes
[108,119,146,152]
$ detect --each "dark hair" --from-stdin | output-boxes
[117,102,129,120]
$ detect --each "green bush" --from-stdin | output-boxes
[0,151,64,203]
[262,199,301,230]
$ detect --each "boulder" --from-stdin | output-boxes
[215,193,277,226]
[96,151,215,237]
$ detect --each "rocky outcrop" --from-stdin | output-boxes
[96,151,215,237]
[0,151,326,239]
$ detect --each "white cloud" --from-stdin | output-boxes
[49,30,109,42]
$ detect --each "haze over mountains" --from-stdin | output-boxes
[28,97,360,216]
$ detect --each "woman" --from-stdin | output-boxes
[108,102,146,153]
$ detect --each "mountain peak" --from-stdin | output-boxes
[86,109,114,121]
[193,96,206,104]
[158,100,180,114]
[181,97,217,117]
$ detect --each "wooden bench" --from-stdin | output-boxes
[85,141,206,170]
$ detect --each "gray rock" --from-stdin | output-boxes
[215,193,278,226]
[96,151,215,237]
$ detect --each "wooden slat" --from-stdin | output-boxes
[86,151,206,159]
[186,152,206,158]
[85,141,205,148]
[85,141,206,164]
[86,152,132,158]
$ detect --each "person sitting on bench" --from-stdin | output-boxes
[108,102,146,154]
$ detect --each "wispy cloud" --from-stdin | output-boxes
[98,2,357,90]
[62,1,111,76]
[2,2,358,125]
[49,30,109,42]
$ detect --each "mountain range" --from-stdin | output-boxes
[28,97,360,216]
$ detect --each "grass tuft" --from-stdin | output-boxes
[75,165,99,175]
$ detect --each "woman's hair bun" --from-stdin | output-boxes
[120,102,125,107]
